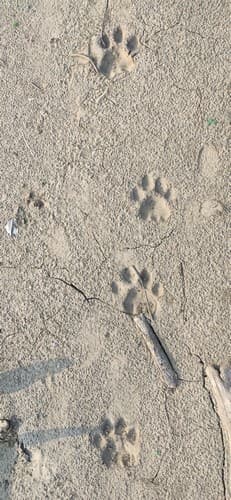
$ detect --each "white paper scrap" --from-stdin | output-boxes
[5,219,18,237]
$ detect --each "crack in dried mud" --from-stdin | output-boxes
[48,273,130,318]
[122,227,176,252]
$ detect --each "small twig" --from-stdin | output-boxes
[131,266,178,388]
[95,87,109,104]
[31,81,44,92]
[102,0,110,35]
[70,52,99,73]
[180,261,187,322]
[134,313,178,389]
[139,30,150,49]
[22,131,35,158]
[92,232,107,260]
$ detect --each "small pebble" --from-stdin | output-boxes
[0,419,10,432]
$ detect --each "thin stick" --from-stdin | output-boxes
[132,265,178,387]
[22,131,35,158]
[206,364,231,499]
[31,81,44,92]
[102,0,110,35]
[70,52,99,73]
[95,88,109,104]
[134,313,178,389]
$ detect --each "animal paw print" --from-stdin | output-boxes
[111,266,164,317]
[5,190,46,237]
[131,175,177,223]
[89,26,138,78]
[92,416,140,468]
[26,190,45,210]
[12,191,45,232]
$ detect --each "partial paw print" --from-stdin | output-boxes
[17,190,45,229]
[92,416,140,468]
[111,266,164,317]
[10,190,45,230]
[5,190,46,237]
[0,418,20,499]
[89,26,138,78]
[0,418,18,448]
[26,190,45,210]
[131,175,177,223]
[17,190,45,228]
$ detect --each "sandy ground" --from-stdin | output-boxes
[0,0,230,499]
